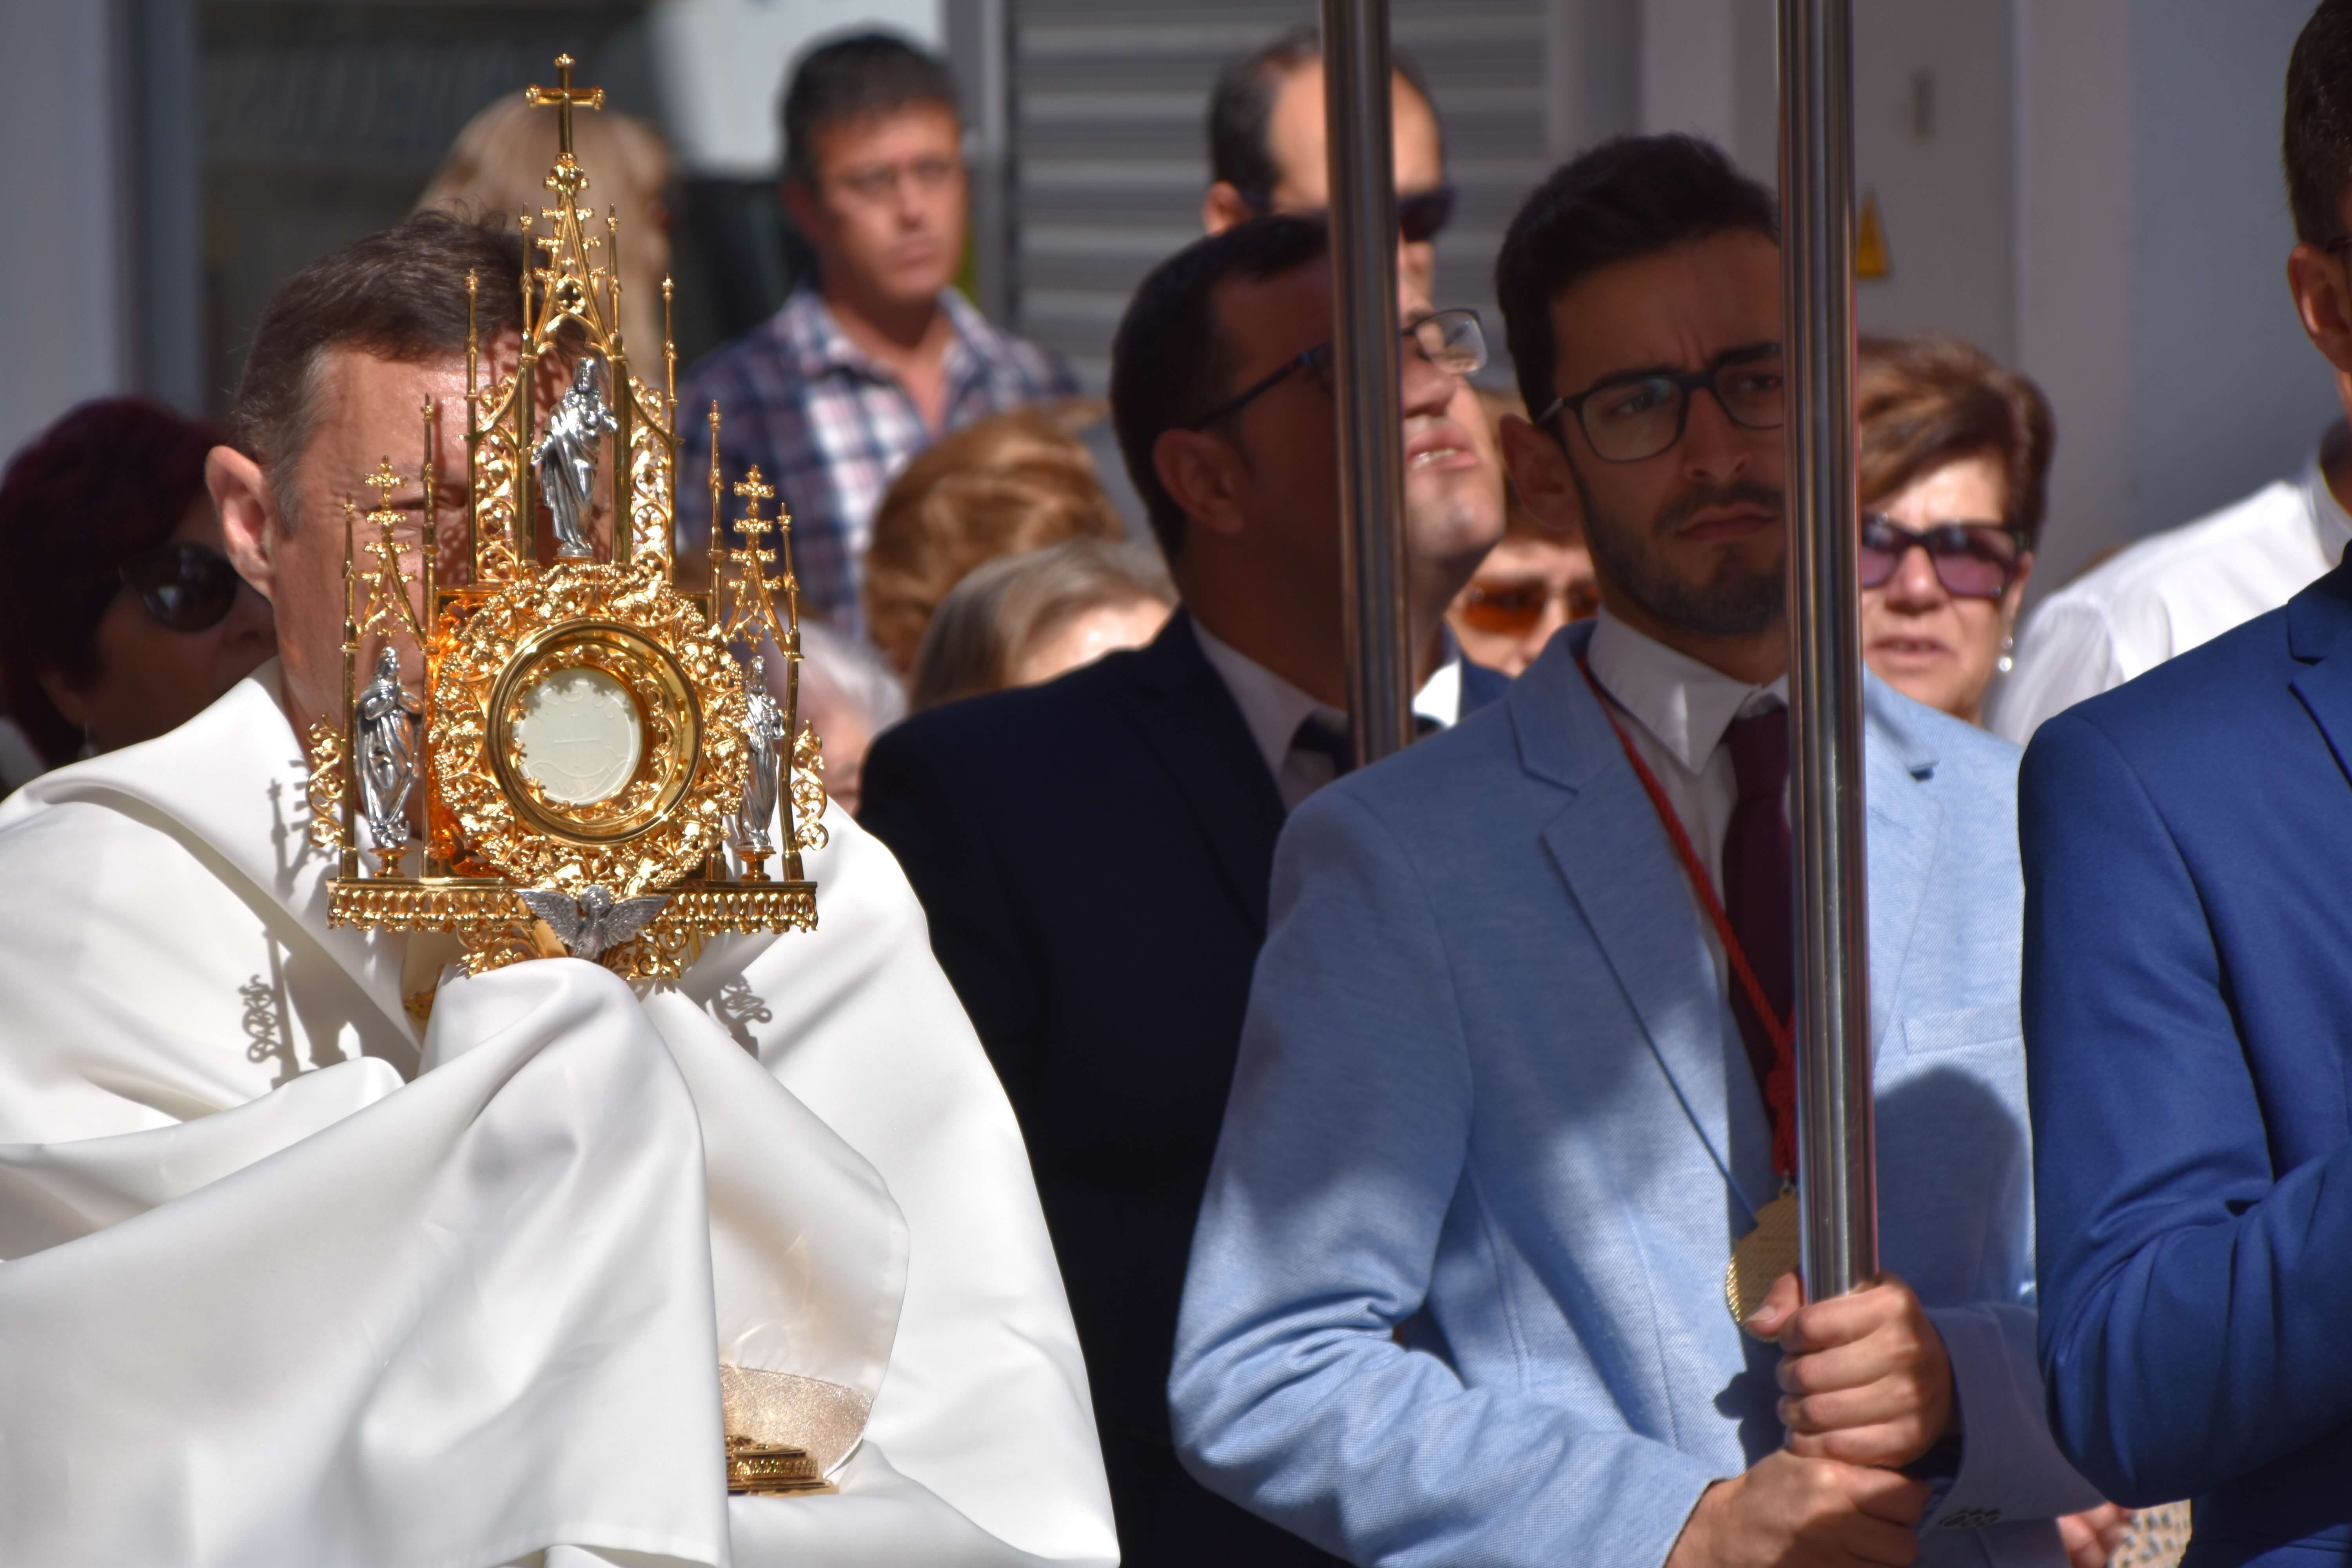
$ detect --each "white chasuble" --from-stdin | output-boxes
[0,664,1116,1568]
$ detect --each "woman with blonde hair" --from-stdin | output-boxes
[906,537,1174,713]
[416,92,674,359]
[863,403,1129,671]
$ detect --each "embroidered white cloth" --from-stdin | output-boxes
[0,664,1116,1568]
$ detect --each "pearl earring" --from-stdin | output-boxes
[1996,633,2014,677]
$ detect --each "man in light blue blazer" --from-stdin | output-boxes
[1169,136,2105,1568]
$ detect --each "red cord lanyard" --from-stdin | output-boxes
[1578,658,1797,1181]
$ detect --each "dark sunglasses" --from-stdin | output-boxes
[120,541,244,632]
[1239,183,1456,244]
[1858,515,2026,601]
[1182,308,1486,432]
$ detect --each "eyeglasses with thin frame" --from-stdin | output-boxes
[1858,514,2027,601]
[1182,308,1486,432]
[118,541,244,633]
[1237,184,1457,245]
[1535,343,1785,463]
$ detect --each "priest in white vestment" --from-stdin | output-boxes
[0,213,1117,1568]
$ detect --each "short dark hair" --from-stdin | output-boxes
[2285,0,2352,245]
[1206,27,1439,200]
[1857,334,2055,552]
[232,209,524,529]
[781,31,959,187]
[0,398,226,766]
[1494,135,1778,419]
[1110,214,1330,561]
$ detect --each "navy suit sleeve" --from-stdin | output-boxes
[2022,709,2352,1503]
[858,725,1044,1116]
[1170,786,1722,1568]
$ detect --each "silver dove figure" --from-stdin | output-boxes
[356,646,421,851]
[533,357,617,560]
[517,884,670,962]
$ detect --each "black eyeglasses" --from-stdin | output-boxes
[1535,344,1785,463]
[1858,515,2026,600]
[1239,183,1457,244]
[119,541,244,632]
[1182,308,1486,432]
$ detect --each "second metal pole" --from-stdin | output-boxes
[1777,0,1878,1301]
[1321,0,1414,768]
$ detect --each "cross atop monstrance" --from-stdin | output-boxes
[525,54,604,157]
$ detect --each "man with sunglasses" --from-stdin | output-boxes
[0,212,1116,1566]
[860,212,1503,1566]
[678,32,1075,634]
[1201,28,1451,307]
[1171,135,2106,1568]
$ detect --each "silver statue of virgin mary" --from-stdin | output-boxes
[534,356,618,559]
[356,646,421,853]
[732,653,788,862]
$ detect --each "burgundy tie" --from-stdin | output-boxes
[1721,706,1792,1096]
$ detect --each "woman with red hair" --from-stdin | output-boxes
[0,398,275,783]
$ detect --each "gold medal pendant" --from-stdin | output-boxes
[1725,1189,1802,1334]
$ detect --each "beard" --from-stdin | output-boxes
[1573,469,1786,638]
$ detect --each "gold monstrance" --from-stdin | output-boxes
[306,57,824,985]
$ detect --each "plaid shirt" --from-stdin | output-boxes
[677,287,1076,634]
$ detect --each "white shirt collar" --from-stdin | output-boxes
[2301,422,2352,561]
[1583,607,1787,773]
[1191,620,1345,784]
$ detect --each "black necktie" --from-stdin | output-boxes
[1291,714,1354,777]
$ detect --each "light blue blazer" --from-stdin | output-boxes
[1169,623,2100,1568]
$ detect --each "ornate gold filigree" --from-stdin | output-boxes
[791,722,828,852]
[305,721,347,855]
[471,374,523,582]
[327,880,542,975]
[626,372,674,563]
[430,556,747,897]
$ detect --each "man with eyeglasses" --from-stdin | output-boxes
[860,213,1503,1566]
[1201,29,1450,304]
[678,32,1075,635]
[1170,135,2107,1568]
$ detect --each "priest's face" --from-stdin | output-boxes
[211,346,476,744]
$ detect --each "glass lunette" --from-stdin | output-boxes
[1182,308,1486,432]
[1535,343,1785,463]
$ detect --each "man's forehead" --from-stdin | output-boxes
[1265,64,1441,199]
[1545,231,1781,391]
[1212,260,1332,368]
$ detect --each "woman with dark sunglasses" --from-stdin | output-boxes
[0,398,276,779]
[1854,334,2054,727]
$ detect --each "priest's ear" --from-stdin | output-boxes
[207,445,281,604]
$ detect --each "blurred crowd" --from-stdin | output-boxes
[21,15,2352,1567]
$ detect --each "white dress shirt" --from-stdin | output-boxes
[1989,429,2352,744]
[1583,608,1788,899]
[1192,621,1464,812]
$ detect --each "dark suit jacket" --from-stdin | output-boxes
[860,612,1339,1567]
[2022,560,2352,1564]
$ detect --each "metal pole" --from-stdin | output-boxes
[1321,0,1413,767]
[1778,0,1877,1300]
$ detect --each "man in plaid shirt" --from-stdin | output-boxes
[680,33,1075,635]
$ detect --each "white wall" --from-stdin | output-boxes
[0,0,134,461]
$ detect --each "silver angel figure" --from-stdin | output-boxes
[534,357,618,559]
[732,655,788,861]
[356,646,421,852]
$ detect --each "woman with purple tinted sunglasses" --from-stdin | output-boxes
[1855,335,2053,727]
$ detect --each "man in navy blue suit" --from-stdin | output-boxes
[857,215,1503,1564]
[2024,4,2352,1558]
